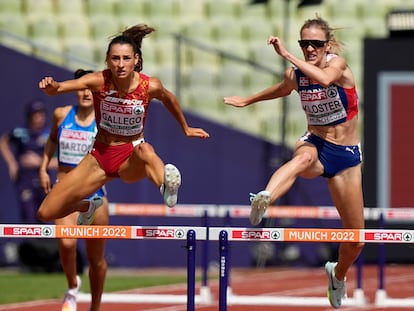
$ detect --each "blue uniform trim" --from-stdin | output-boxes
[301,133,362,178]
[85,187,106,200]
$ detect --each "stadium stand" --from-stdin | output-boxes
[1,0,414,144]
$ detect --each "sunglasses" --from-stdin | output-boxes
[298,40,328,48]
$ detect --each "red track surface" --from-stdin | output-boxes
[1,265,413,311]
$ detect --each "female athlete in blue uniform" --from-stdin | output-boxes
[39,69,108,311]
[224,16,364,309]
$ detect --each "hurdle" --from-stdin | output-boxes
[107,202,360,302]
[210,227,414,310]
[3,206,414,308]
[0,224,208,309]
[374,209,414,307]
[108,203,414,307]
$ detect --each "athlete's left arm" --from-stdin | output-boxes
[149,77,210,139]
[286,54,347,88]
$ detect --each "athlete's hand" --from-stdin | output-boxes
[268,36,289,58]
[39,76,60,95]
[39,169,52,194]
[224,96,248,108]
[185,127,210,139]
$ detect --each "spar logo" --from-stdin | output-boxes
[133,105,145,115]
[42,226,53,236]
[136,228,185,239]
[364,231,412,242]
[231,229,281,240]
[3,226,53,237]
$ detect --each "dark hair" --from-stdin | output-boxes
[74,69,93,79]
[106,24,155,72]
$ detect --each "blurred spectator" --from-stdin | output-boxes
[0,100,57,223]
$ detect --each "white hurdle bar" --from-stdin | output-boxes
[108,204,414,307]
[109,203,414,307]
[2,223,414,307]
[209,227,414,308]
[0,224,212,306]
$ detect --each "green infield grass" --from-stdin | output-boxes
[0,269,192,304]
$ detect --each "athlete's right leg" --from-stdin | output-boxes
[56,213,79,288]
[265,143,322,202]
[249,142,322,225]
[37,154,110,222]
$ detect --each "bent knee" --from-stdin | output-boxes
[296,151,313,162]
[345,241,364,254]
[134,142,161,164]
[60,238,77,249]
[135,142,154,154]
[355,242,365,250]
[36,206,51,222]
[88,257,107,270]
[293,152,314,170]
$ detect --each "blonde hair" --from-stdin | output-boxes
[300,16,342,55]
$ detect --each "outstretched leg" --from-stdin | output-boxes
[250,142,323,225]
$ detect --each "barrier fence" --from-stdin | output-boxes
[2,224,413,243]
[2,204,414,308]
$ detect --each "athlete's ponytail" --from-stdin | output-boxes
[107,24,155,72]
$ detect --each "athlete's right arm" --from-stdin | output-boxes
[39,72,103,95]
[39,107,66,193]
[224,67,297,107]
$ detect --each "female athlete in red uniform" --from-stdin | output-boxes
[37,24,209,227]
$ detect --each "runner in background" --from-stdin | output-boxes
[39,69,108,311]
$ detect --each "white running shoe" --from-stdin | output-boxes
[61,275,81,311]
[249,190,271,225]
[325,261,347,308]
[77,195,103,225]
[161,164,181,208]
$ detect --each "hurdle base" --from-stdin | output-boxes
[78,292,208,304]
[375,289,414,307]
[199,285,213,304]
[227,292,366,307]
[352,288,367,306]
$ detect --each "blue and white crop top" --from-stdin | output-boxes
[294,55,359,126]
[57,106,97,167]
